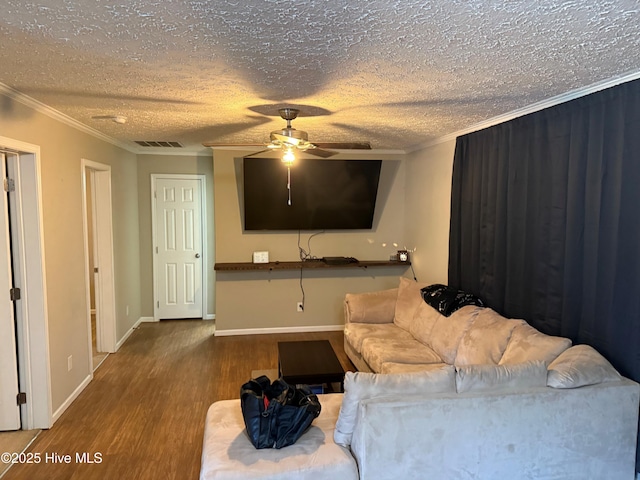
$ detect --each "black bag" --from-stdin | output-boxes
[240,375,322,449]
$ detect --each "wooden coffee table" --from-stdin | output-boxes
[278,340,345,392]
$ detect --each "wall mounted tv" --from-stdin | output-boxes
[243,157,382,231]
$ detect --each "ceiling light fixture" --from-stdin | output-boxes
[281,148,296,206]
[281,148,296,165]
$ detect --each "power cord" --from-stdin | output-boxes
[297,230,325,310]
[410,263,418,281]
[299,267,305,311]
[298,229,325,261]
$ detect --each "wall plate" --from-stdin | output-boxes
[252,251,269,264]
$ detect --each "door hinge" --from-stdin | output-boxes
[157,301,159,308]
[94,267,99,273]
[3,177,15,192]
[155,246,158,254]
[9,287,21,301]
[17,392,26,405]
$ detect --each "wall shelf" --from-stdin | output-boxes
[214,260,410,272]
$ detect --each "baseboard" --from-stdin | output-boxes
[138,316,213,322]
[214,324,344,337]
[115,317,144,351]
[52,373,92,424]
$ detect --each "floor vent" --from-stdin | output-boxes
[135,141,183,148]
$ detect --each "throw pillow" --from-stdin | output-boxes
[455,361,548,393]
[345,288,398,324]
[547,344,621,389]
[420,284,485,317]
[333,366,456,447]
[394,277,428,332]
[409,301,442,347]
[454,309,525,366]
[425,305,479,364]
[499,323,572,365]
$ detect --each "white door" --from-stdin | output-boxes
[0,153,21,430]
[153,176,204,319]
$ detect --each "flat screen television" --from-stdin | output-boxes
[243,157,382,230]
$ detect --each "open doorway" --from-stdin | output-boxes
[0,136,51,432]
[81,160,117,371]
[84,169,107,369]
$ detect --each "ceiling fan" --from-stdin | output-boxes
[202,107,371,161]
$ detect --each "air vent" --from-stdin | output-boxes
[135,141,183,148]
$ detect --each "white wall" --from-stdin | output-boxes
[213,149,410,333]
[0,91,141,418]
[404,140,456,284]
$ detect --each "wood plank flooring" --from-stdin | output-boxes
[2,321,354,480]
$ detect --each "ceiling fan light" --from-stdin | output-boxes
[282,149,295,165]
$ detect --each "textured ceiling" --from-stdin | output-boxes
[1,0,640,152]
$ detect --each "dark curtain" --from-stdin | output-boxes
[449,78,640,471]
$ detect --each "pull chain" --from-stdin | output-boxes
[287,166,292,205]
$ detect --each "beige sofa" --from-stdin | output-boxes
[340,277,639,478]
[343,277,575,374]
[200,278,640,479]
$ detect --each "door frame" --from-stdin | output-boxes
[0,153,21,430]
[151,174,207,321]
[0,136,52,430]
[81,160,117,359]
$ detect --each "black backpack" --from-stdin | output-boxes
[240,375,322,449]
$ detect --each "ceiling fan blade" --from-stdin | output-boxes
[202,142,266,147]
[314,142,371,150]
[307,148,336,158]
[243,149,272,158]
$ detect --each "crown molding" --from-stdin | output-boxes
[0,82,137,153]
[408,70,640,152]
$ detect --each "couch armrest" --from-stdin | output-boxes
[344,288,398,324]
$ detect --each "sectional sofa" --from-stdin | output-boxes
[200,278,640,480]
[340,277,640,478]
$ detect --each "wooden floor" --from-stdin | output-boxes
[2,321,354,480]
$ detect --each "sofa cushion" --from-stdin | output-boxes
[499,323,572,365]
[394,277,429,332]
[547,344,622,389]
[425,305,480,364]
[361,337,443,372]
[409,301,442,347]
[454,309,525,366]
[420,284,485,317]
[455,361,548,393]
[334,366,455,447]
[201,393,358,480]
[345,288,398,324]
[380,362,449,374]
[345,322,413,353]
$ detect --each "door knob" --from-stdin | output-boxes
[195,253,201,258]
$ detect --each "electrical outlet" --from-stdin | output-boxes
[67,355,73,371]
[297,302,304,312]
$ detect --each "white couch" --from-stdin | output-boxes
[200,278,640,479]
